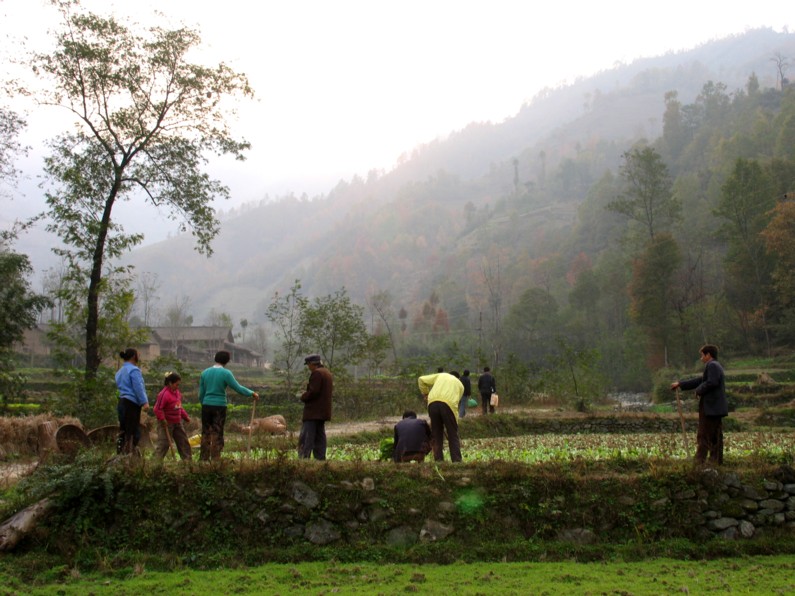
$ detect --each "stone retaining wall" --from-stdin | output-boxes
[681,471,795,539]
[11,461,795,559]
[236,467,795,549]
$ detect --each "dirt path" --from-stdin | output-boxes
[325,417,401,436]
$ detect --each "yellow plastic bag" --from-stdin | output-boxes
[188,433,202,447]
[490,393,499,407]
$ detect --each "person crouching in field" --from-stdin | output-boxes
[670,344,728,466]
[154,372,192,461]
[392,410,432,462]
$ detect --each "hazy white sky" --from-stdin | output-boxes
[2,0,792,199]
[0,0,792,272]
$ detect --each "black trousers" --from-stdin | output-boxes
[200,405,227,461]
[480,392,495,414]
[119,398,143,455]
[427,401,462,462]
[696,399,724,465]
[298,419,327,460]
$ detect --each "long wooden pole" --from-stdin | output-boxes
[247,398,257,455]
[675,387,690,457]
[161,420,176,459]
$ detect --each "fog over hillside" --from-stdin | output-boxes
[120,28,795,330]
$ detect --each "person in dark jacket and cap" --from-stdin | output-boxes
[392,410,431,462]
[299,354,333,460]
[671,344,728,465]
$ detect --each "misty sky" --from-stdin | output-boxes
[1,0,792,274]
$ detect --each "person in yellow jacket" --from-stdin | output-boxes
[418,370,465,462]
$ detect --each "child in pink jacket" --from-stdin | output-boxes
[154,372,192,460]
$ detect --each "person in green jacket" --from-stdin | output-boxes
[198,350,259,460]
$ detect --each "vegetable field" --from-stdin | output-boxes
[233,430,795,465]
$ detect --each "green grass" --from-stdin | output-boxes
[5,557,795,594]
[4,409,795,591]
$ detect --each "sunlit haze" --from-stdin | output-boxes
[0,0,792,269]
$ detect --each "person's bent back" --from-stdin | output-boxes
[393,411,431,462]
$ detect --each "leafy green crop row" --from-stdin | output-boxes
[232,431,795,466]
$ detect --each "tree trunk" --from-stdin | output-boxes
[85,180,121,380]
[0,498,52,552]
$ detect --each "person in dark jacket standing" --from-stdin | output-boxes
[392,410,432,462]
[299,354,333,460]
[459,369,472,418]
[477,366,496,415]
[671,344,728,465]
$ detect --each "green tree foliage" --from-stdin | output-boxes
[45,268,148,421]
[0,108,26,187]
[661,91,689,163]
[773,91,795,160]
[265,280,308,393]
[368,289,399,366]
[266,281,374,385]
[48,274,144,366]
[566,268,601,345]
[629,233,682,369]
[0,244,51,406]
[205,308,234,329]
[362,333,390,380]
[0,107,49,406]
[762,200,795,341]
[502,287,559,364]
[608,146,680,241]
[301,288,368,371]
[33,2,252,382]
[568,170,625,256]
[715,158,776,352]
[533,338,608,411]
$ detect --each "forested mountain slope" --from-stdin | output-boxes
[129,28,795,386]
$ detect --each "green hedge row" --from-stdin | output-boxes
[5,456,795,570]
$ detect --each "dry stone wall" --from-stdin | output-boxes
[684,470,795,539]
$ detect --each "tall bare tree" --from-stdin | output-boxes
[135,272,160,327]
[481,256,503,367]
[265,280,308,393]
[368,289,398,365]
[771,52,790,90]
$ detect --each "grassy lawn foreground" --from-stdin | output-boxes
[3,557,795,595]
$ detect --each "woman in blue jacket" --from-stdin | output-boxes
[115,348,150,456]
